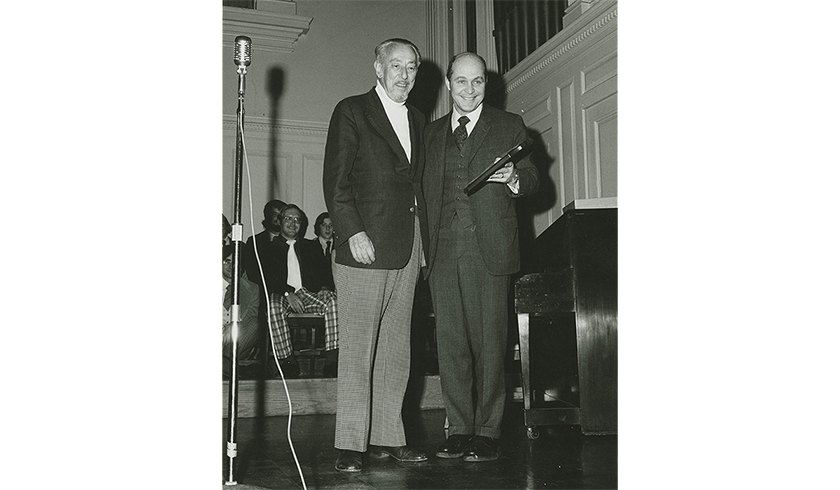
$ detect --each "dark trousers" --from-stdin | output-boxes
[429,222,509,440]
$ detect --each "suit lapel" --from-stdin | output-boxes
[465,108,491,172]
[434,113,449,178]
[364,89,411,172]
[428,115,449,205]
[408,107,422,177]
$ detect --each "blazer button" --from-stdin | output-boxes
[409,206,415,213]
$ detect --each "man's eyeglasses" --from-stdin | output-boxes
[283,216,301,224]
[223,258,233,265]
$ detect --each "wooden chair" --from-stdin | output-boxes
[287,313,327,377]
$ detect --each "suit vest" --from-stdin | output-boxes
[440,128,475,229]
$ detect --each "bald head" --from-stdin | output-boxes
[445,52,487,115]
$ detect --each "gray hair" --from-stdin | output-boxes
[374,38,421,67]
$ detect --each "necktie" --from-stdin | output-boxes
[454,116,469,150]
[286,239,303,291]
[325,240,332,259]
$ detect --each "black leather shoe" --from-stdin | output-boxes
[463,435,500,462]
[369,445,428,462]
[435,434,473,459]
[335,450,363,473]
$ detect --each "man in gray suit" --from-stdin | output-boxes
[422,52,538,462]
[323,38,429,473]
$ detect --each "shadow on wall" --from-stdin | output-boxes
[517,128,557,264]
[485,69,558,272]
[409,60,443,123]
[266,66,285,201]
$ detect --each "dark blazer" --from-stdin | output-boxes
[322,87,428,270]
[422,105,539,277]
[307,237,335,291]
[264,236,334,295]
[241,230,275,287]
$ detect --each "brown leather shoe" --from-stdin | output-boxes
[369,445,428,462]
[435,434,473,459]
[335,450,363,472]
[463,435,500,462]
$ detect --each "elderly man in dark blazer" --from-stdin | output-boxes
[422,52,538,463]
[323,38,429,473]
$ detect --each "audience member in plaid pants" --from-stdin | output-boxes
[264,204,339,378]
[267,286,338,373]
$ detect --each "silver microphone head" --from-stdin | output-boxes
[234,36,252,68]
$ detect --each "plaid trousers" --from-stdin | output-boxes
[267,288,339,360]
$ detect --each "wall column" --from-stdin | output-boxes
[425,0,468,121]
[475,0,498,73]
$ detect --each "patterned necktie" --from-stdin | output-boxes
[454,116,469,150]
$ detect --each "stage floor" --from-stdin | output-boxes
[222,406,617,489]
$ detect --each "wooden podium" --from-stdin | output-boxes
[515,200,617,436]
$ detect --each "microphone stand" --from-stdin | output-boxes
[225,36,250,486]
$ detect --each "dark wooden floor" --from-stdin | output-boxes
[222,405,617,489]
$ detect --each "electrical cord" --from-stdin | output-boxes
[238,116,308,490]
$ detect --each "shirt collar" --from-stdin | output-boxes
[450,103,483,133]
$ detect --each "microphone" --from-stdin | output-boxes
[234,36,252,71]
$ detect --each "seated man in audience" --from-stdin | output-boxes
[266,204,339,377]
[242,199,287,284]
[241,199,287,373]
[311,212,336,289]
[223,243,261,379]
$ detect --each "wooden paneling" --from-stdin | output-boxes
[502,0,617,237]
[584,94,617,197]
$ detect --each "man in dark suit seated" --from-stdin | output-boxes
[241,199,290,374]
[311,212,335,276]
[265,204,339,378]
[310,211,338,376]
